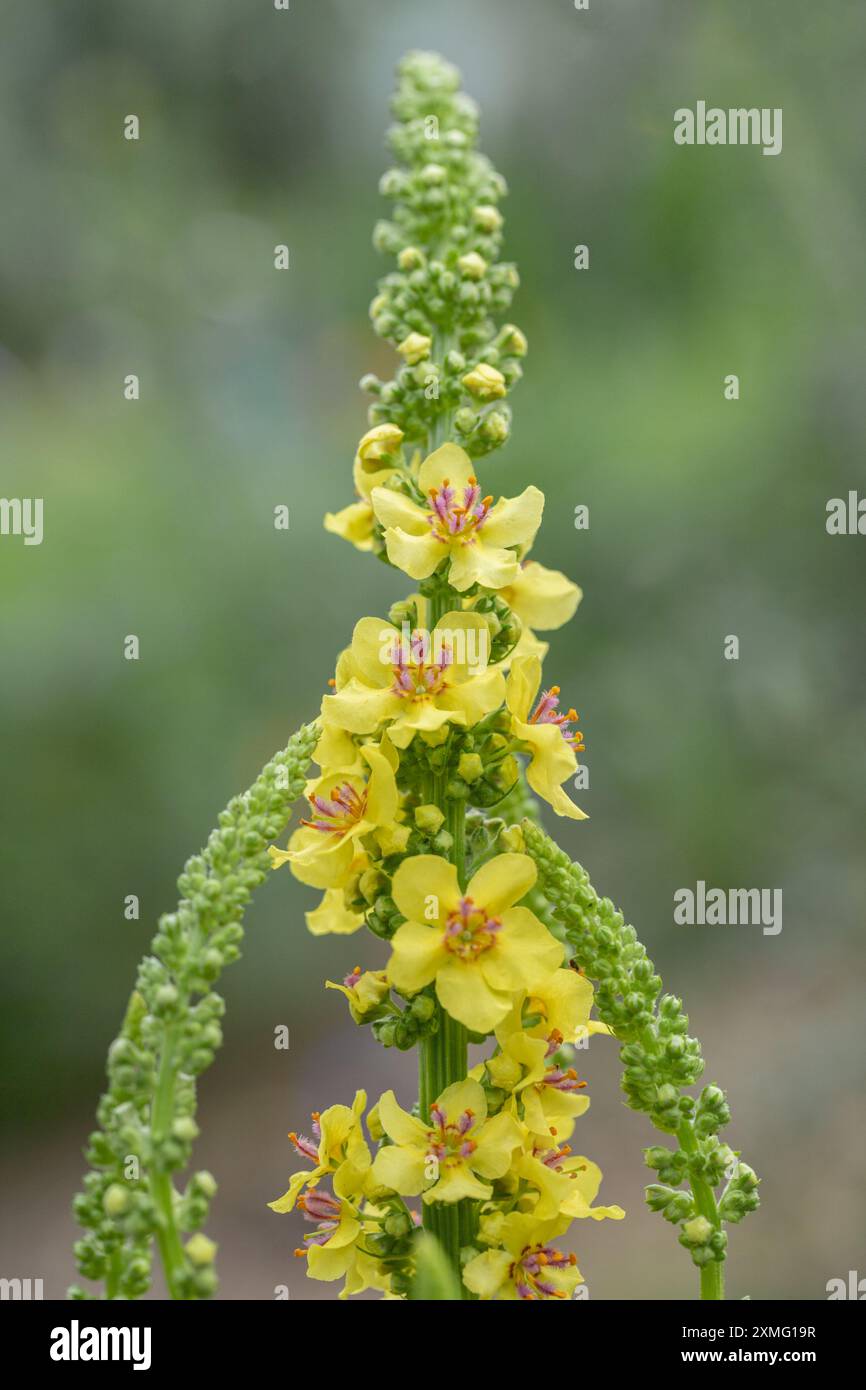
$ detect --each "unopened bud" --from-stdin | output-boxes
[462,363,506,399]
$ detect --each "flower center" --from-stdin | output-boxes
[389,631,453,701]
[425,1103,478,1168]
[443,896,503,959]
[510,1243,577,1300]
[529,685,585,752]
[302,781,367,836]
[426,476,493,545]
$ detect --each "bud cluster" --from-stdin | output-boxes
[522,819,760,1285]
[70,723,318,1299]
[363,51,527,457]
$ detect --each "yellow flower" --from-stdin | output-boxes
[324,425,404,552]
[290,1189,393,1299]
[370,443,543,593]
[499,560,582,632]
[494,967,608,1048]
[268,743,399,888]
[326,966,390,1023]
[474,1028,591,1146]
[462,363,507,399]
[515,1142,625,1223]
[462,1211,582,1300]
[506,654,587,820]
[269,1090,372,1214]
[386,853,563,1032]
[321,610,505,750]
[370,1079,522,1203]
[356,422,404,467]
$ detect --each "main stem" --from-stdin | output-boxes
[418,582,470,1297]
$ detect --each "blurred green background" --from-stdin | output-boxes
[1,0,864,1300]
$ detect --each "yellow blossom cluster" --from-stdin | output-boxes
[267,422,622,1299]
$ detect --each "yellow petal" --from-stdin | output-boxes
[505,654,541,722]
[370,1142,428,1196]
[314,725,362,772]
[447,541,520,593]
[306,1241,354,1282]
[321,681,397,736]
[324,500,374,551]
[377,1089,430,1146]
[502,561,582,632]
[370,487,429,535]
[482,485,544,549]
[361,743,399,825]
[388,700,462,745]
[466,852,537,915]
[383,526,445,580]
[435,957,511,1033]
[426,1164,492,1204]
[418,443,475,494]
[387,919,447,994]
[434,1078,488,1126]
[390,855,459,926]
[462,1249,512,1299]
[433,609,493,680]
[498,906,564,979]
[518,719,587,820]
[305,889,366,936]
[285,833,354,890]
[267,1170,309,1214]
[349,616,403,687]
[470,1110,523,1179]
[439,666,506,726]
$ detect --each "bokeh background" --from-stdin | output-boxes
[2,0,864,1301]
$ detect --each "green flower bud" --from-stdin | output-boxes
[457,251,487,280]
[191,1171,218,1199]
[420,162,447,185]
[681,1216,714,1246]
[185,1233,217,1266]
[103,1184,130,1218]
[473,204,503,233]
[398,246,425,271]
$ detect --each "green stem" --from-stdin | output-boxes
[105,1249,121,1301]
[148,1028,188,1299]
[416,659,470,1297]
[679,1121,725,1301]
